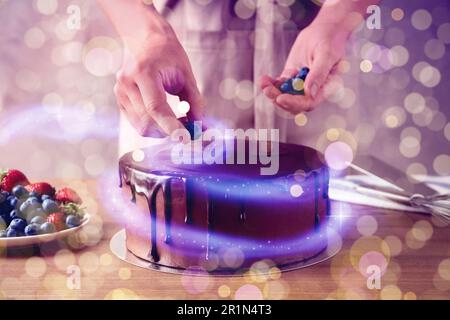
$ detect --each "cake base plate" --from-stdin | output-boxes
[110,227,342,276]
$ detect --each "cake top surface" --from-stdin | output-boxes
[120,139,326,180]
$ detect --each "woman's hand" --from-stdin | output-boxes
[97,0,203,136]
[260,21,350,114]
[114,31,204,137]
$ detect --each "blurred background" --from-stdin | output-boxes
[0,0,448,181]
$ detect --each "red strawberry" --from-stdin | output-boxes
[25,182,55,196]
[47,212,66,231]
[0,169,29,193]
[55,187,82,204]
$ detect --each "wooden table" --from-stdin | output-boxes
[0,180,449,300]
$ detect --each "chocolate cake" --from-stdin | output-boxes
[119,139,330,271]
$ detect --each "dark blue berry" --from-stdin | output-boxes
[66,215,81,228]
[39,222,56,234]
[184,121,202,140]
[296,67,310,80]
[6,228,23,237]
[30,216,46,225]
[24,223,39,236]
[0,199,12,216]
[280,81,293,93]
[41,194,51,202]
[27,208,45,223]
[10,209,18,219]
[42,199,59,214]
[29,191,40,199]
[20,198,41,214]
[10,209,26,220]
[9,197,18,208]
[10,218,27,232]
[12,185,28,198]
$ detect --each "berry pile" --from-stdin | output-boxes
[0,169,84,238]
[279,67,310,95]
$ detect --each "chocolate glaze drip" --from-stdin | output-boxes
[206,192,215,260]
[149,182,162,262]
[322,168,330,217]
[185,178,194,224]
[239,199,247,222]
[163,179,173,244]
[313,172,320,230]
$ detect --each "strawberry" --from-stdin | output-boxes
[0,169,29,193]
[25,182,55,196]
[47,212,66,231]
[55,187,82,204]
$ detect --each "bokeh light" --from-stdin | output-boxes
[289,184,304,197]
[356,215,378,236]
[324,141,354,171]
[234,284,263,300]
[411,9,432,31]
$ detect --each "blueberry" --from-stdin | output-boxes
[19,201,30,212]
[10,209,26,220]
[10,218,27,232]
[66,215,81,228]
[184,121,202,140]
[6,228,23,237]
[42,199,59,214]
[26,196,40,204]
[9,209,18,219]
[0,193,6,204]
[0,230,6,237]
[41,194,51,202]
[39,222,56,234]
[0,201,10,216]
[280,81,293,93]
[20,198,41,214]
[296,67,310,80]
[9,196,18,208]
[12,185,28,198]
[27,208,46,223]
[30,215,46,225]
[0,191,9,198]
[29,191,39,199]
[24,223,39,236]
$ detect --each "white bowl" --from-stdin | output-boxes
[0,213,90,247]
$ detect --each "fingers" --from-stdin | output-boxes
[275,94,315,114]
[177,70,204,122]
[304,49,337,99]
[259,75,285,100]
[114,83,129,109]
[260,75,276,90]
[114,83,164,137]
[279,68,298,79]
[260,71,322,114]
[135,72,185,136]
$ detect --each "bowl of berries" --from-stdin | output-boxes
[0,169,90,247]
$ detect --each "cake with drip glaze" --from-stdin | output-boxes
[119,139,330,271]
